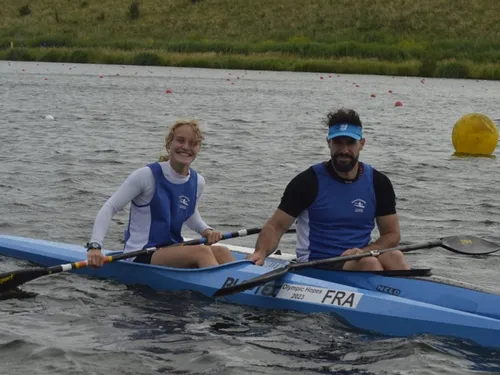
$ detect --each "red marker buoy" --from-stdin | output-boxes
[370,94,376,98]
[166,89,173,94]
[395,101,403,107]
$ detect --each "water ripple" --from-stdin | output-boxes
[1,61,500,374]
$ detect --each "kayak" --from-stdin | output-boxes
[295,267,500,320]
[1,234,500,350]
[226,242,500,321]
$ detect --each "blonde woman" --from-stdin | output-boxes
[87,119,234,268]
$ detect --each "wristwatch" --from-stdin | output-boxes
[86,242,102,252]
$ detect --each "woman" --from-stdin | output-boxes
[86,119,235,268]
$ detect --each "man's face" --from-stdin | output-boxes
[328,136,365,172]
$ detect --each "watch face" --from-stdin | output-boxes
[88,242,100,249]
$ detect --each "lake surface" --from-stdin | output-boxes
[1,61,500,374]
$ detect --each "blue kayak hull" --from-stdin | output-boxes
[1,234,500,350]
[295,267,500,320]
[234,249,500,321]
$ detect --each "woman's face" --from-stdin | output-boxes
[168,124,201,167]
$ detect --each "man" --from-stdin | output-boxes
[248,108,410,271]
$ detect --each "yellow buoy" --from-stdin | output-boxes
[452,113,498,156]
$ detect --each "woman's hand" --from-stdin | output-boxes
[87,249,107,267]
[202,229,223,245]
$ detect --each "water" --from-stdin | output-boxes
[1,61,500,374]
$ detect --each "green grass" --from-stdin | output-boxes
[1,0,500,79]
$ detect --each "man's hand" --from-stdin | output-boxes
[247,251,267,266]
[341,247,364,257]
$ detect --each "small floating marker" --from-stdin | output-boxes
[320,76,324,79]
[21,69,25,72]
[44,115,55,120]
[370,94,376,98]
[355,85,360,88]
[421,79,425,84]
[452,113,498,156]
[388,90,393,94]
[395,101,403,107]
[231,82,235,85]
[226,78,230,81]
[329,75,332,78]
[44,78,48,80]
[99,75,104,78]
[165,89,173,94]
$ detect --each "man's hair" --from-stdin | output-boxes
[324,108,362,128]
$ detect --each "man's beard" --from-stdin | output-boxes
[332,152,359,172]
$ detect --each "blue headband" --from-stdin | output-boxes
[327,123,362,140]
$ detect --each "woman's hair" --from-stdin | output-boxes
[159,119,205,162]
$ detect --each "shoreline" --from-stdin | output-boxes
[1,47,499,80]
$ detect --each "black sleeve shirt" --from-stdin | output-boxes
[278,161,397,218]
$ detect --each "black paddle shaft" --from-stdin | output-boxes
[212,240,442,297]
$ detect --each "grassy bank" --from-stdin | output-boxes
[1,0,500,79]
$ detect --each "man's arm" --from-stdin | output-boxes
[362,214,400,251]
[250,209,297,265]
[248,167,319,266]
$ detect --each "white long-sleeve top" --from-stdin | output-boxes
[89,161,211,248]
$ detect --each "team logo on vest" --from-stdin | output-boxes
[352,198,366,213]
[179,195,190,210]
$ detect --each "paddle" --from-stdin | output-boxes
[0,227,295,293]
[212,234,500,297]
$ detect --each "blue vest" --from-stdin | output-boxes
[124,162,197,249]
[307,162,376,260]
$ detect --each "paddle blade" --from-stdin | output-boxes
[441,235,500,255]
[0,268,50,293]
[213,265,290,298]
